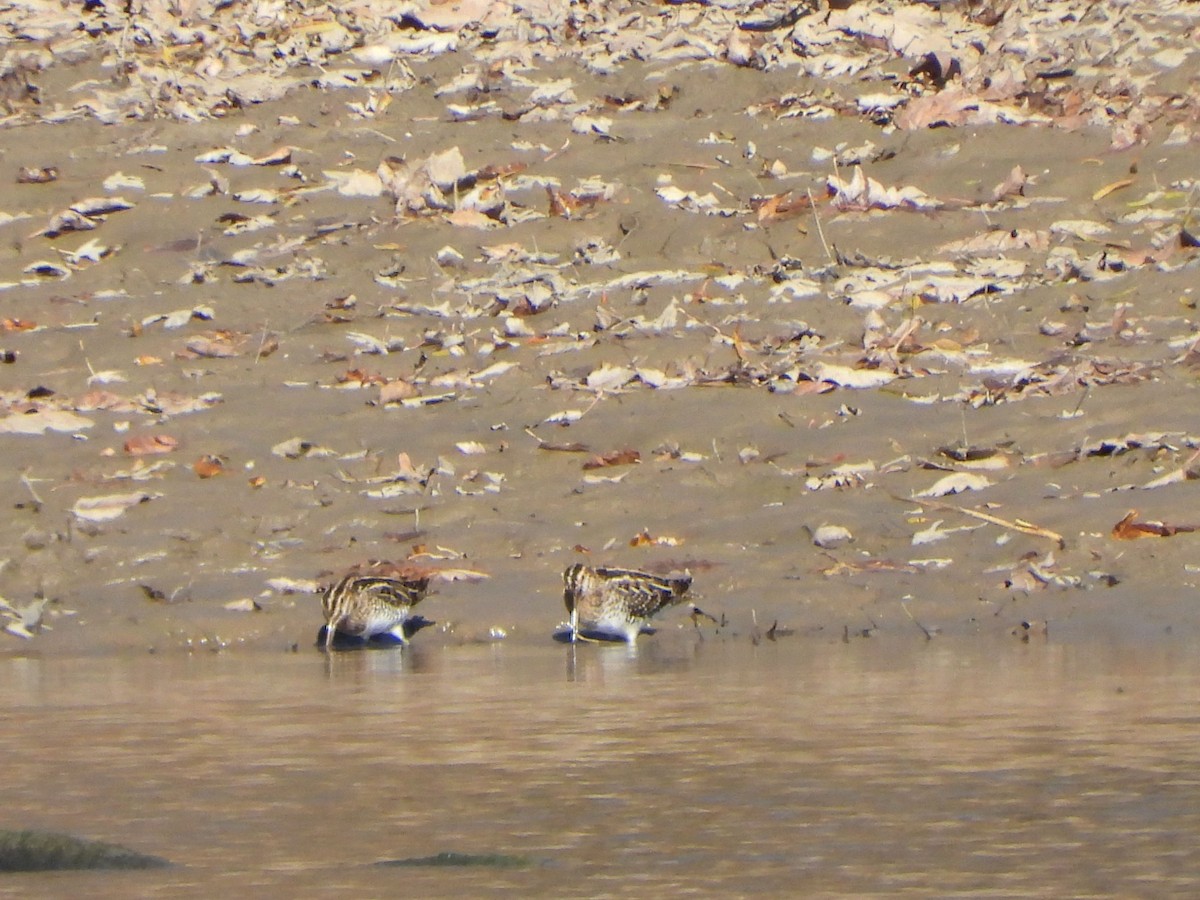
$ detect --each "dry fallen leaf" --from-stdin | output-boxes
[917,472,994,498]
[1092,177,1135,201]
[583,449,640,469]
[812,524,853,548]
[1111,510,1197,540]
[990,165,1028,202]
[379,379,419,403]
[72,491,156,522]
[123,433,179,456]
[0,410,94,435]
[630,529,683,547]
[17,166,58,184]
[193,455,225,478]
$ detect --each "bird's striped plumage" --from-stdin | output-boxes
[321,573,430,650]
[563,564,692,643]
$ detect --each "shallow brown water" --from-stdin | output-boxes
[5,637,1200,897]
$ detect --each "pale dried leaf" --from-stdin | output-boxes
[917,473,995,498]
[72,491,156,522]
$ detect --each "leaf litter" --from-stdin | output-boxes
[2,0,1199,644]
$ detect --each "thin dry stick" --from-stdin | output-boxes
[20,473,44,506]
[902,494,1065,548]
[807,187,834,265]
[900,601,935,640]
[254,322,271,364]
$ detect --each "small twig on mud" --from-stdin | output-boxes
[658,160,722,171]
[20,473,44,508]
[898,494,1065,549]
[901,601,936,640]
[807,187,833,266]
[254,322,270,364]
[1070,384,1090,416]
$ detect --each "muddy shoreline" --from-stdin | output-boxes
[2,2,1199,656]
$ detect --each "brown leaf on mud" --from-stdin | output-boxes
[338,368,386,387]
[990,165,1028,202]
[894,89,976,130]
[378,379,419,404]
[936,228,1049,254]
[547,185,579,219]
[444,208,497,229]
[255,333,280,358]
[193,455,225,478]
[752,190,817,223]
[546,185,608,220]
[583,449,640,469]
[816,556,921,577]
[17,166,58,184]
[2,318,37,332]
[123,433,179,456]
[1111,510,1197,540]
[788,378,837,396]
[183,331,242,359]
[76,390,130,412]
[630,529,683,548]
[395,453,427,481]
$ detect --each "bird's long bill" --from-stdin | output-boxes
[569,607,578,643]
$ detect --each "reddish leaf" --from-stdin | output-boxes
[630,529,683,547]
[193,455,225,478]
[582,449,640,469]
[1111,510,1197,540]
[338,368,386,387]
[123,433,179,456]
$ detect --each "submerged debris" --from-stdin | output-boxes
[0,830,170,871]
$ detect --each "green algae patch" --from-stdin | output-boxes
[0,830,171,872]
[376,851,534,869]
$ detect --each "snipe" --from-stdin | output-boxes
[321,573,430,651]
[562,564,692,643]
